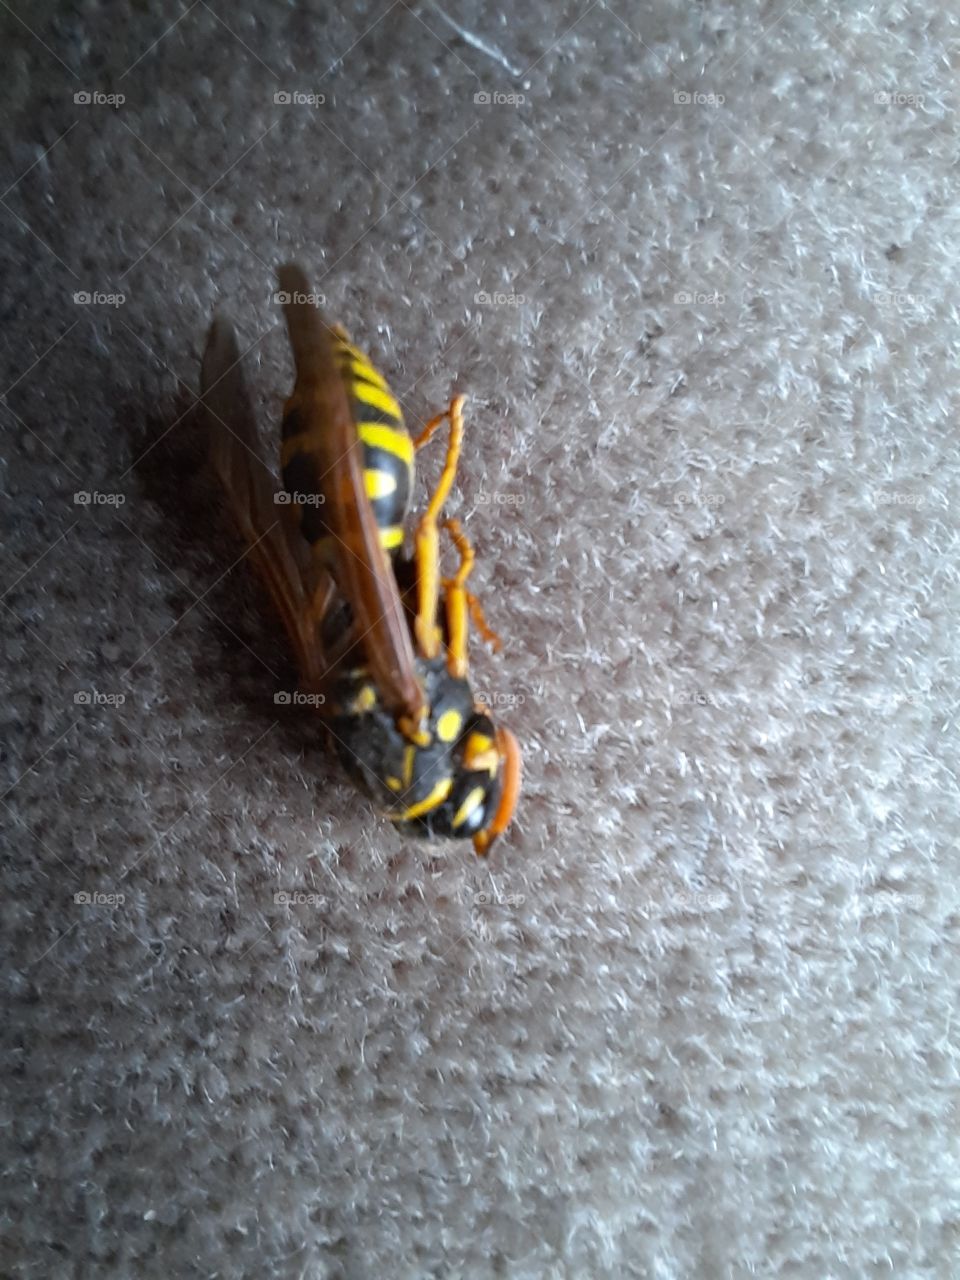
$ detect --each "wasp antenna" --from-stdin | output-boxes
[472,727,522,856]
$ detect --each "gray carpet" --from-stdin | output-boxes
[2,1,958,1276]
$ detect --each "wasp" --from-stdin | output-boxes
[200,264,521,855]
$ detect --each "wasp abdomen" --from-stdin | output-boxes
[279,334,414,556]
[334,334,413,554]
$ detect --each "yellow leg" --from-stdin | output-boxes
[441,518,473,678]
[441,518,503,677]
[466,590,502,653]
[413,395,465,659]
[412,402,457,451]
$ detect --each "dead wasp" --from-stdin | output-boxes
[200,264,521,855]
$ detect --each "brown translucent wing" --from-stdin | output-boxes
[278,263,423,724]
[201,314,334,695]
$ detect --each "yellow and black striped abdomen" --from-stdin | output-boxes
[335,333,414,553]
[280,330,414,555]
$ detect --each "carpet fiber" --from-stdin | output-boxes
[2,2,958,1276]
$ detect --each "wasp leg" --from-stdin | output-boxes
[440,516,472,678]
[466,590,502,653]
[440,518,502,677]
[412,402,456,451]
[307,575,335,625]
[412,395,465,658]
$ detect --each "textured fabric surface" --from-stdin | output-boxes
[2,2,958,1276]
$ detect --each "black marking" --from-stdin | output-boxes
[351,400,401,426]
[471,712,497,740]
[337,356,385,395]
[282,405,303,440]
[282,450,331,544]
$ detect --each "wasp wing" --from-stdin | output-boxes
[201,314,334,695]
[278,264,423,725]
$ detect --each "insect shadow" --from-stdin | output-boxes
[127,390,338,771]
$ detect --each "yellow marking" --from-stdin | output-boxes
[346,357,389,391]
[379,525,405,551]
[350,685,377,714]
[390,776,453,822]
[464,731,498,777]
[386,776,402,792]
[401,745,416,787]
[453,785,486,829]
[353,381,402,421]
[436,708,463,743]
[365,468,398,500]
[358,422,413,464]
[334,339,389,387]
[470,751,498,777]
